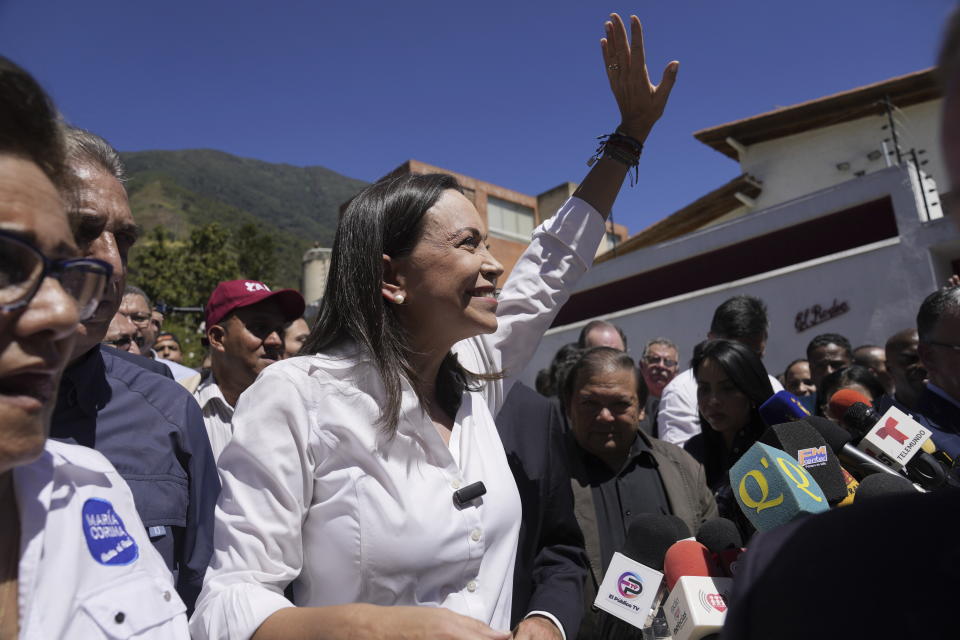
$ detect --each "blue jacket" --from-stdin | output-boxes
[50,345,220,613]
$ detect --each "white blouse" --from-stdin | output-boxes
[190,197,605,640]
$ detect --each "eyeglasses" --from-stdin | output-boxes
[120,311,152,327]
[0,230,113,321]
[643,355,678,368]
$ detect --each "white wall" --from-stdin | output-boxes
[739,100,945,213]
[518,164,960,388]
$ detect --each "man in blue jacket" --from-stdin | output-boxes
[49,126,219,613]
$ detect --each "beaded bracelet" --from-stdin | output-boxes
[586,131,644,186]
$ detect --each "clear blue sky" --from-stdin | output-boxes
[0,0,954,233]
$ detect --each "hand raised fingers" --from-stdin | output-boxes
[628,15,650,88]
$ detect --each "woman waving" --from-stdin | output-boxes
[192,14,678,640]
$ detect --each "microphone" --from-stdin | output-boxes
[828,387,873,419]
[854,472,918,501]
[758,390,811,426]
[832,389,942,460]
[757,420,848,505]
[662,540,731,640]
[695,518,744,578]
[593,514,688,637]
[728,441,829,532]
[844,402,948,489]
[663,540,722,590]
[803,415,909,482]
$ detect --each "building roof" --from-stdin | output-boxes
[694,68,939,160]
[595,173,762,264]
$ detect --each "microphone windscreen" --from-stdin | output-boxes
[840,402,875,438]
[669,514,692,541]
[829,388,873,418]
[729,442,829,532]
[854,472,917,501]
[758,390,811,427]
[622,514,688,571]
[805,415,853,452]
[695,517,742,553]
[663,540,720,591]
[758,421,848,505]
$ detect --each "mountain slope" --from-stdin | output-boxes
[121,149,369,289]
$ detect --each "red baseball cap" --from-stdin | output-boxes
[205,280,305,328]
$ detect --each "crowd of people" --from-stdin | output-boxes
[3,7,960,640]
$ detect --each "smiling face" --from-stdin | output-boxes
[390,190,504,351]
[567,365,643,468]
[0,155,82,473]
[696,357,753,442]
[66,161,136,361]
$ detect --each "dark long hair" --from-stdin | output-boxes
[303,173,492,433]
[689,339,774,485]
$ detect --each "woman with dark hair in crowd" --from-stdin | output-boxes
[684,339,774,525]
[818,364,886,421]
[0,56,187,637]
[193,14,679,640]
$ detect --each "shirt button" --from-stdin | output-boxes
[114,612,125,624]
[451,479,461,490]
[625,510,632,516]
[466,580,478,592]
[733,448,740,454]
[470,529,482,542]
[163,591,172,602]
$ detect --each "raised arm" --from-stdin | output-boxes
[459,14,679,411]
[574,13,679,217]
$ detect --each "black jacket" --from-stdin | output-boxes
[497,383,589,637]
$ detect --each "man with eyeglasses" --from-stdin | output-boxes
[0,55,190,638]
[912,287,960,458]
[637,338,679,436]
[120,285,197,381]
[118,285,155,353]
[103,307,141,354]
[48,126,219,613]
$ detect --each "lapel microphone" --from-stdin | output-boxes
[453,481,486,508]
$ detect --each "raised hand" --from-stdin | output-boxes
[601,13,679,143]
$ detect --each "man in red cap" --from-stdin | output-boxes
[194,280,305,461]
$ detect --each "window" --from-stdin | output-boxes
[487,196,534,241]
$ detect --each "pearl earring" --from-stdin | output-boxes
[394,294,405,304]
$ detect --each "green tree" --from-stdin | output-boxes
[233,222,278,284]
[179,223,241,307]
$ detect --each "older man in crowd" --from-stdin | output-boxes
[913,287,960,458]
[49,127,218,612]
[637,337,679,435]
[561,347,716,639]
